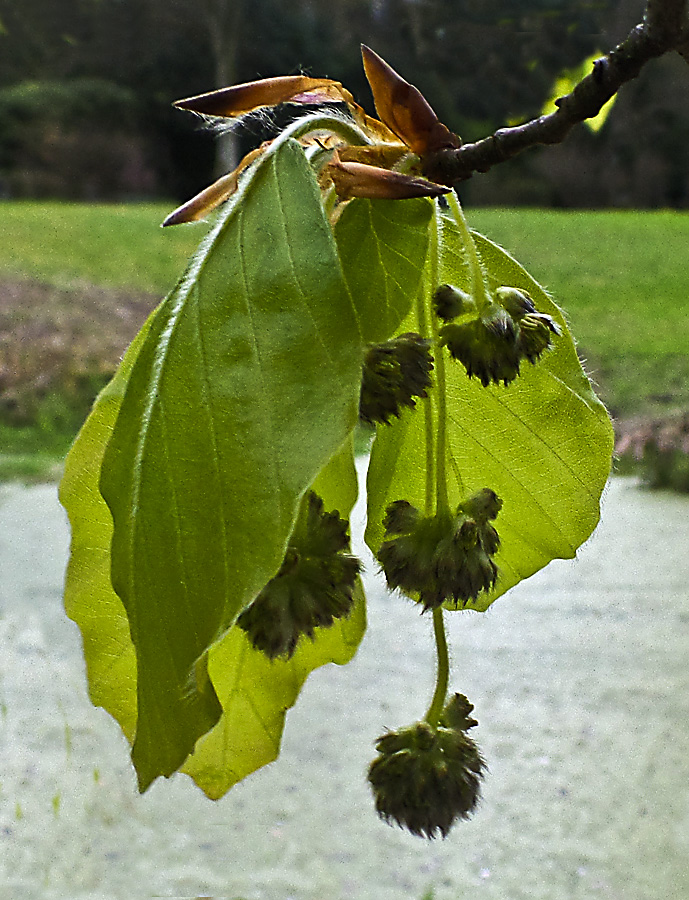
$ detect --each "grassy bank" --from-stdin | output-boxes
[1,201,688,481]
[471,208,689,418]
[0,200,203,294]
[1,201,205,479]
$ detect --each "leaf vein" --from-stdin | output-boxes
[489,379,598,496]
[189,284,231,628]
[236,204,282,510]
[157,399,198,651]
[447,410,577,553]
[273,156,334,369]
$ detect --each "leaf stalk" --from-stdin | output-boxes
[425,607,450,727]
[415,264,436,518]
[446,191,492,314]
[428,205,451,516]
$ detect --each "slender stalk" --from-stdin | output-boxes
[415,277,436,518]
[320,183,338,220]
[428,205,450,516]
[423,209,452,729]
[446,191,492,314]
[425,607,450,727]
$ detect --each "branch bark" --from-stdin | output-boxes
[423,0,689,186]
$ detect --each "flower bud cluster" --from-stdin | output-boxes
[359,333,434,425]
[237,492,361,659]
[433,283,475,321]
[377,489,502,610]
[436,284,560,387]
[368,694,485,838]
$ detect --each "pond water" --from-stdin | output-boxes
[0,473,688,900]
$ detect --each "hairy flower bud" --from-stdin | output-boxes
[368,696,485,838]
[377,489,502,610]
[459,487,502,524]
[494,285,536,319]
[440,692,479,732]
[519,312,560,363]
[382,499,421,535]
[433,284,475,322]
[439,286,559,386]
[440,310,521,387]
[359,333,434,425]
[237,492,361,659]
[495,286,560,364]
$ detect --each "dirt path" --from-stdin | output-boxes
[0,278,158,424]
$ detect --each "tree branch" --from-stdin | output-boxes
[423,0,689,186]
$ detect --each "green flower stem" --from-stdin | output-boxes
[321,183,338,219]
[446,191,492,314]
[423,207,452,729]
[396,151,422,176]
[425,607,450,727]
[415,267,435,518]
[429,205,450,516]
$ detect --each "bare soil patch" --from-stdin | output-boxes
[0,278,158,425]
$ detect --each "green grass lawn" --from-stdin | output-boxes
[0,200,205,295]
[470,207,689,417]
[1,201,688,478]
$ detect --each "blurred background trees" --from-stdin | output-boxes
[0,0,687,206]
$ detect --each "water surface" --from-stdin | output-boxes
[0,477,688,899]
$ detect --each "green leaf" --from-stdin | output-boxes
[182,581,366,797]
[61,356,366,797]
[60,309,160,742]
[366,206,614,611]
[60,142,368,796]
[98,137,365,789]
[183,434,365,798]
[335,197,433,343]
[182,582,366,800]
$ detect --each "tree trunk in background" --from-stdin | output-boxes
[200,0,243,176]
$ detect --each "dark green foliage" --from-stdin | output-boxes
[616,412,689,493]
[377,490,502,610]
[3,0,688,208]
[359,333,434,425]
[643,443,689,492]
[364,0,617,138]
[368,695,485,838]
[0,78,137,127]
[440,287,559,387]
[0,79,149,198]
[237,492,361,659]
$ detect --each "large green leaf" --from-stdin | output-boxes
[61,368,366,797]
[60,221,367,801]
[97,137,365,789]
[334,197,433,343]
[182,583,365,797]
[366,206,614,611]
[60,310,160,741]
[183,434,364,798]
